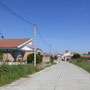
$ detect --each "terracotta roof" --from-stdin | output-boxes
[66,55,72,57]
[0,38,31,48]
[58,56,62,58]
[70,52,78,55]
[82,55,90,58]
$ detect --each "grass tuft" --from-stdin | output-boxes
[72,58,90,73]
[0,65,42,86]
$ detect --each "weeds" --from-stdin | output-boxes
[72,58,90,73]
[0,65,42,86]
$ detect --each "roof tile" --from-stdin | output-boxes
[0,38,31,48]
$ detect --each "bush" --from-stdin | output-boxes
[27,53,43,64]
[54,55,58,60]
[5,60,10,63]
[0,51,3,61]
[27,53,34,64]
[0,65,42,86]
[50,55,54,61]
[72,54,81,59]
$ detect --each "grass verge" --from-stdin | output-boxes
[0,65,42,86]
[72,58,90,73]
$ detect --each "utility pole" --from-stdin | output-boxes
[34,24,36,66]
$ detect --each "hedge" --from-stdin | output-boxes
[27,53,43,64]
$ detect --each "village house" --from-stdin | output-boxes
[81,55,90,60]
[42,52,51,63]
[0,36,42,61]
[57,54,63,60]
[62,50,78,61]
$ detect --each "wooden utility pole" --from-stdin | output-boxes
[34,24,36,66]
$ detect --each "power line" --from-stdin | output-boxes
[36,25,57,53]
[0,1,34,25]
[36,25,49,45]
[0,1,50,46]
[0,1,55,53]
[1,0,7,4]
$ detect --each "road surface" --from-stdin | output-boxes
[0,61,90,90]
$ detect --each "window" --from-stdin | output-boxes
[14,51,22,58]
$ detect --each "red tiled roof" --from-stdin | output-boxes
[0,38,31,48]
[66,55,72,57]
[82,55,90,58]
[70,52,78,54]
[58,56,62,58]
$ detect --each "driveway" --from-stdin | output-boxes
[0,61,90,90]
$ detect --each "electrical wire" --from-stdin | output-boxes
[0,1,50,46]
[0,1,34,25]
[0,1,55,53]
[36,25,49,45]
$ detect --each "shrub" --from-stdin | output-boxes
[5,60,10,63]
[27,53,34,64]
[50,55,54,61]
[27,53,43,64]
[0,51,3,61]
[54,55,58,60]
[50,55,54,64]
[18,59,23,63]
[72,54,81,59]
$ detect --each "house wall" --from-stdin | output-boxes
[2,51,44,61]
[2,51,33,61]
[3,52,14,61]
[43,55,50,63]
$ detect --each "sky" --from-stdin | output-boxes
[0,0,90,54]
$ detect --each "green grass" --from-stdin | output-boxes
[0,65,42,86]
[72,58,90,73]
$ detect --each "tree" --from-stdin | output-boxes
[50,55,54,61]
[72,54,81,59]
[88,52,90,55]
[0,51,3,61]
[50,55,54,63]
[54,55,58,60]
[27,53,43,64]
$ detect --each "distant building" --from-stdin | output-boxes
[81,55,90,60]
[42,53,51,63]
[62,50,78,61]
[57,54,63,60]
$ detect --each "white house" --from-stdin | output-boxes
[62,50,78,61]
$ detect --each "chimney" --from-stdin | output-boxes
[1,36,4,40]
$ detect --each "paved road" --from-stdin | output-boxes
[0,61,90,90]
